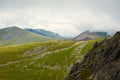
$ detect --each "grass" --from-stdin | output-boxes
[0,40,75,64]
[0,39,103,80]
[0,41,82,80]
[80,67,93,80]
[0,28,53,45]
[81,38,103,55]
[0,42,46,64]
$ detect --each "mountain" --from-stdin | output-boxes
[0,26,53,45]
[26,29,61,38]
[66,32,120,80]
[73,31,109,41]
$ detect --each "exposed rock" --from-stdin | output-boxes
[24,45,47,56]
[66,31,120,80]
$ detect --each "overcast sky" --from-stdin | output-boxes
[0,0,120,37]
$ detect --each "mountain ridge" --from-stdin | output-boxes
[0,26,53,45]
[73,31,109,41]
[26,28,61,38]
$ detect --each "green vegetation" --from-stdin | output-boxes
[0,42,42,64]
[0,27,53,45]
[0,40,75,64]
[81,38,103,55]
[80,68,93,80]
[47,40,75,51]
[0,39,102,80]
[0,41,81,80]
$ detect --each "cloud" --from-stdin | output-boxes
[0,0,119,37]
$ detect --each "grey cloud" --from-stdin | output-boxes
[0,0,119,37]
[84,0,120,21]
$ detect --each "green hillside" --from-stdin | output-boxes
[0,27,53,45]
[0,40,75,64]
[0,39,102,80]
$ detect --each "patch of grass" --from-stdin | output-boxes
[81,38,103,55]
[80,67,93,80]
[47,40,75,51]
[0,40,75,64]
[0,42,46,64]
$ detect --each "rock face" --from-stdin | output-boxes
[73,31,109,41]
[66,32,120,80]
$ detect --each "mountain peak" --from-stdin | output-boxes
[2,26,21,30]
[73,31,109,41]
[0,27,52,45]
[9,26,18,28]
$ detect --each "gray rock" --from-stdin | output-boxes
[66,31,120,80]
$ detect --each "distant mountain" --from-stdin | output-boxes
[73,31,109,41]
[26,29,61,38]
[0,26,53,45]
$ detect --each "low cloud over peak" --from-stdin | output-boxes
[0,0,119,37]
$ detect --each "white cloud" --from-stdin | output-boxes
[0,0,120,37]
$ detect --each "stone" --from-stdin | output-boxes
[65,32,120,80]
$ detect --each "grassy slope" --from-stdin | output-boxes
[0,28,53,45]
[0,42,82,80]
[81,38,104,55]
[0,40,75,64]
[0,39,103,80]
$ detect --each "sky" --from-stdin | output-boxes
[0,0,120,37]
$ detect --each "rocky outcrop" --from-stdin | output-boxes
[66,32,120,80]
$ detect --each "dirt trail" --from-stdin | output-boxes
[38,42,87,70]
[0,60,21,67]
[34,41,84,60]
[0,41,86,67]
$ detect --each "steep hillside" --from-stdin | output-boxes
[26,29,61,38]
[0,26,52,45]
[66,32,120,80]
[73,31,109,41]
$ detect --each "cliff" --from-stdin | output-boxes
[66,32,120,80]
